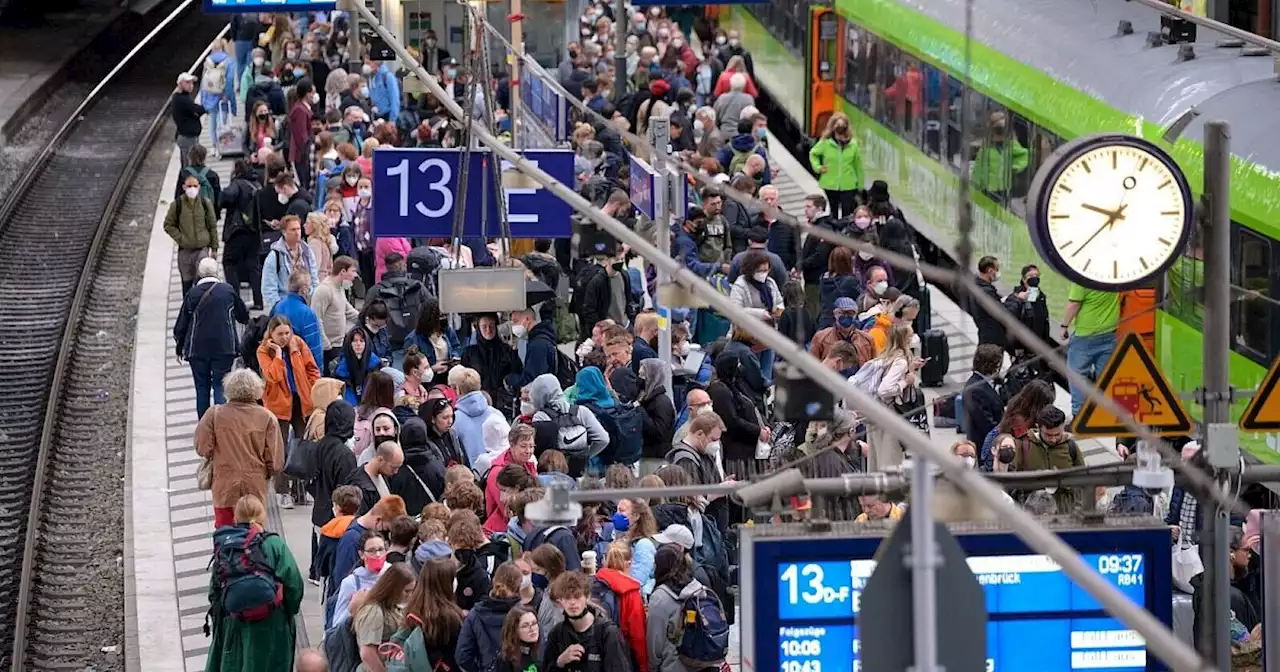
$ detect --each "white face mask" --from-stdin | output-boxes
[278,192,289,205]
[520,401,536,416]
[184,186,200,199]
[345,437,356,451]
[752,271,768,283]
[705,440,721,455]
[961,456,976,469]
[872,280,889,295]
[310,92,320,105]
[362,64,374,75]
[729,38,740,47]
[858,251,873,261]
[512,323,528,339]
[253,56,265,67]
[715,35,727,45]
[346,176,359,186]
[694,119,705,133]
[358,188,372,199]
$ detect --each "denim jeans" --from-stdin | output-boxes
[233,40,253,79]
[758,348,776,384]
[1066,331,1117,416]
[190,354,236,418]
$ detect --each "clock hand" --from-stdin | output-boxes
[1080,202,1127,220]
[1072,213,1119,259]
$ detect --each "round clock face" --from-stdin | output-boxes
[1027,135,1194,291]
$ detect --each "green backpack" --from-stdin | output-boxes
[381,615,447,672]
[185,165,214,202]
[729,146,755,175]
[553,295,579,344]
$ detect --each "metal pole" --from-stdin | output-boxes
[351,10,1213,668]
[1124,0,1280,54]
[1198,119,1235,671]
[909,458,939,672]
[613,0,626,105]
[651,116,674,400]
[1262,513,1280,672]
[510,0,522,142]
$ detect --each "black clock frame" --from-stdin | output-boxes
[1025,133,1195,292]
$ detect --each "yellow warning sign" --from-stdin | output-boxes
[1071,333,1193,438]
[1239,356,1280,432]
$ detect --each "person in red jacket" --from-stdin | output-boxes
[595,540,650,672]
[483,424,538,534]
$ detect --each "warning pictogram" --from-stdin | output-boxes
[1239,356,1280,432]
[1071,333,1193,438]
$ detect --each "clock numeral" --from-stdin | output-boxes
[1139,257,1149,270]
[1082,259,1092,272]
[1112,151,1117,169]
[1139,157,1149,172]
[1050,214,1070,220]
[1082,160,1091,174]
[1158,179,1172,190]
[1160,210,1179,216]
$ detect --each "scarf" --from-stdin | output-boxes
[745,275,774,311]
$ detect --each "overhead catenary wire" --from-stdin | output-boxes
[475,17,1250,522]
[352,9,1215,668]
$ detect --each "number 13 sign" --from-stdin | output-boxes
[372,148,575,239]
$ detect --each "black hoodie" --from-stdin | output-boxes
[311,400,358,527]
[541,606,630,672]
[454,549,493,613]
[456,594,519,672]
[387,417,445,515]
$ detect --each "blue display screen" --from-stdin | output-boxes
[204,0,336,13]
[753,529,1172,672]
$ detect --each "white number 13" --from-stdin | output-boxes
[387,157,454,218]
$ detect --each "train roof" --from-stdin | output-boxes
[895,0,1280,170]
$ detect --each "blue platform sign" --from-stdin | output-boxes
[522,76,566,144]
[747,526,1173,672]
[205,0,335,12]
[630,155,659,221]
[372,148,575,238]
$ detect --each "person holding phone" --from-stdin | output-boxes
[1003,264,1051,354]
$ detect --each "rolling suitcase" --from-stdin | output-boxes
[919,328,949,387]
[913,283,933,335]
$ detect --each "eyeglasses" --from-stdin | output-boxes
[363,547,386,555]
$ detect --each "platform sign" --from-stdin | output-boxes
[744,524,1173,672]
[204,0,335,12]
[630,155,660,221]
[1239,356,1280,431]
[372,148,575,238]
[1071,333,1193,438]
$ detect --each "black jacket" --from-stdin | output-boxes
[368,270,431,348]
[522,251,562,293]
[665,442,718,486]
[573,263,613,339]
[961,373,1005,449]
[219,176,258,244]
[388,418,445,515]
[171,91,205,138]
[799,214,837,284]
[506,321,558,391]
[967,277,1007,348]
[722,199,754,257]
[706,377,761,462]
[1003,283,1051,348]
[457,595,520,672]
[310,400,358,527]
[461,335,521,415]
[541,607,630,672]
[347,465,383,516]
[454,549,493,613]
[641,391,676,450]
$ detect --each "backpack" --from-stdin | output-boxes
[382,615,455,672]
[525,525,570,554]
[201,56,228,95]
[729,147,755,175]
[208,526,283,623]
[407,246,444,296]
[590,577,622,624]
[475,536,513,576]
[323,619,362,672]
[240,314,270,373]
[553,297,579,345]
[676,587,730,668]
[373,278,429,347]
[603,403,645,465]
[554,349,580,391]
[186,165,214,202]
[848,357,887,397]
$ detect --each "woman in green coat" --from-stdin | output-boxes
[809,112,865,220]
[205,495,305,672]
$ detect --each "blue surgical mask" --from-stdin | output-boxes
[292,68,305,78]
[837,315,856,329]
[756,127,767,139]
[611,511,630,533]
[446,68,457,78]
[359,86,370,98]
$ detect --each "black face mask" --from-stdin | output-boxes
[611,261,625,272]
[565,607,589,621]
[1025,276,1040,288]
[998,446,1016,464]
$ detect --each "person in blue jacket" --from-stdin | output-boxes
[503,307,557,393]
[269,269,324,364]
[335,326,383,405]
[362,59,401,123]
[673,208,729,279]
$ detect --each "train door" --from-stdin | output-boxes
[806,7,841,137]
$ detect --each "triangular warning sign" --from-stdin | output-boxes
[1239,356,1280,431]
[1071,333,1193,438]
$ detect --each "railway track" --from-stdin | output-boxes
[0,3,225,668]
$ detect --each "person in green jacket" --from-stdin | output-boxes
[808,113,865,220]
[970,110,1029,204]
[165,170,220,296]
[1010,406,1085,513]
[204,495,304,672]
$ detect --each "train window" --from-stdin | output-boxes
[943,78,966,172]
[969,98,1016,207]
[921,65,947,160]
[884,54,923,148]
[843,23,877,113]
[875,44,902,130]
[1005,112,1034,216]
[1165,226,1204,331]
[1233,227,1272,358]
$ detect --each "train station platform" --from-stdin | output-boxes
[0,0,126,144]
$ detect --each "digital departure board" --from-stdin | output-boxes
[204,0,337,14]
[745,527,1172,672]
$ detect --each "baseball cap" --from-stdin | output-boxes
[654,524,695,550]
[177,72,197,84]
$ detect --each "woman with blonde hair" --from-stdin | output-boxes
[712,54,758,98]
[195,369,285,528]
[324,67,349,114]
[200,37,237,157]
[865,322,923,471]
[204,494,304,671]
[351,563,417,670]
[304,212,336,279]
[810,111,865,219]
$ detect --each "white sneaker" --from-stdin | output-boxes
[280,493,295,509]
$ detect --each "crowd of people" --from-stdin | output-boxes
[167,7,1272,671]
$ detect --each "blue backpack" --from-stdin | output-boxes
[605,403,646,465]
[208,525,282,622]
[590,576,622,624]
[677,587,730,668]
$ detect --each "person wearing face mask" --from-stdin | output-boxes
[967,255,1008,349]
[572,236,637,340]
[362,58,401,123]
[666,411,725,488]
[809,113,865,219]
[542,571,632,672]
[503,307,559,393]
[804,411,865,520]
[1003,263,1051,352]
[857,264,892,314]
[810,296,875,367]
[219,160,266,309]
[286,77,317,186]
[165,173,220,297]
[962,344,1006,450]
[971,109,1029,206]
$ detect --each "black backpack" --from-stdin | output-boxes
[371,277,429,348]
[240,314,271,373]
[554,349,579,390]
[406,246,444,297]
